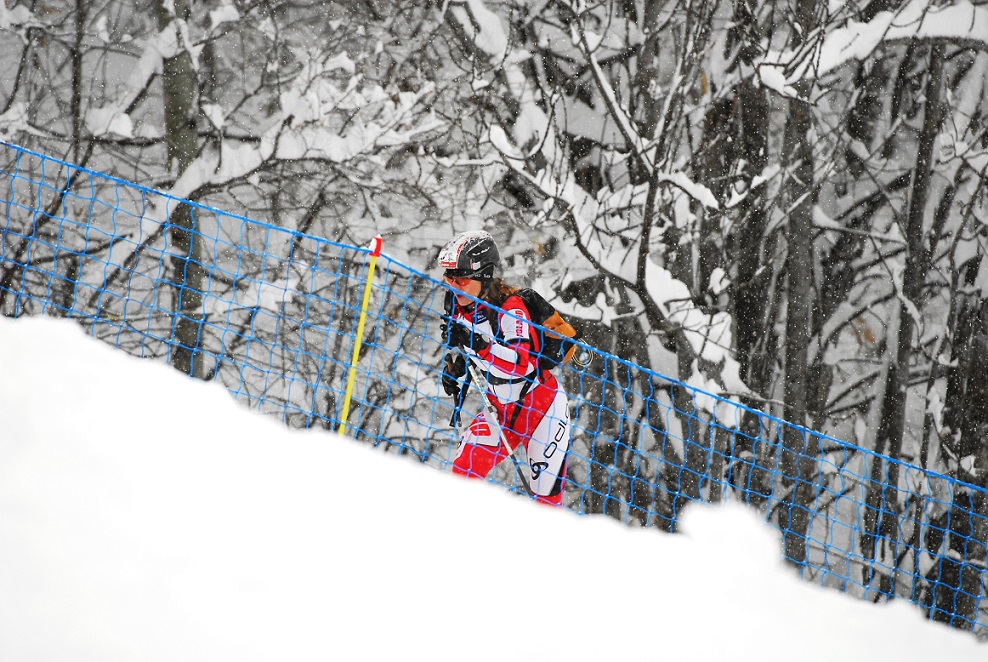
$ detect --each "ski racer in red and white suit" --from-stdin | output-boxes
[447,291,571,506]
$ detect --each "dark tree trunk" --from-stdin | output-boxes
[779,0,822,566]
[862,43,945,587]
[157,0,205,378]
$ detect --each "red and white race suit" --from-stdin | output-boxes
[450,294,570,506]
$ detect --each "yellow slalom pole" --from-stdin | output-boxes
[338,235,383,436]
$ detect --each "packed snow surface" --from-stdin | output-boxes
[0,317,983,660]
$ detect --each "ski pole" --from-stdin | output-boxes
[338,235,383,436]
[465,361,512,452]
[464,358,534,497]
[449,360,471,431]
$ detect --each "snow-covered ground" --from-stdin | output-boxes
[0,316,983,661]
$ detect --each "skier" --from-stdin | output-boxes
[438,230,571,506]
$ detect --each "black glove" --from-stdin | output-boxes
[446,320,490,353]
[441,354,466,396]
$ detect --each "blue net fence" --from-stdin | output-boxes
[1,141,986,636]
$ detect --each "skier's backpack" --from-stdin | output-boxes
[507,288,582,372]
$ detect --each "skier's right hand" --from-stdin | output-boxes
[441,354,466,396]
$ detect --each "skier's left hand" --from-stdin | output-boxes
[441,354,466,396]
[446,320,489,353]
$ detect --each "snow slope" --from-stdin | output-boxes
[0,316,983,660]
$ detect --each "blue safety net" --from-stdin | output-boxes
[1,141,985,635]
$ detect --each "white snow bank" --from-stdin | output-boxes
[0,317,983,660]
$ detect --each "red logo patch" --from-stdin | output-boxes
[507,308,527,337]
[469,420,492,437]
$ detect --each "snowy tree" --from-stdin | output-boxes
[0,0,465,382]
[432,0,988,619]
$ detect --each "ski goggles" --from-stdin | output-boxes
[443,264,494,284]
[443,270,480,286]
[443,274,475,287]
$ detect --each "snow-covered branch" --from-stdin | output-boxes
[169,51,444,200]
[761,0,988,89]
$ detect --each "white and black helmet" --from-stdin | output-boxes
[438,230,500,280]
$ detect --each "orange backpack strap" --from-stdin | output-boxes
[542,310,579,364]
